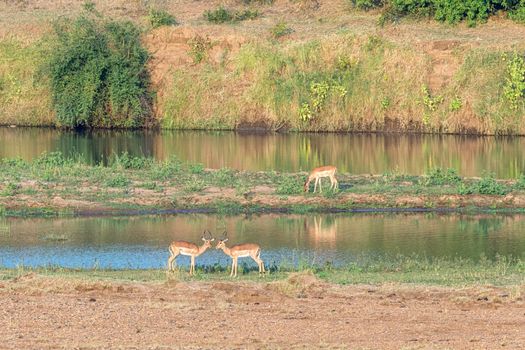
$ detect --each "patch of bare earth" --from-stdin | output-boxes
[1,273,524,349]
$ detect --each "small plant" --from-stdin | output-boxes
[187,35,213,64]
[503,52,525,110]
[34,152,69,168]
[276,175,303,195]
[459,173,508,196]
[299,102,313,121]
[204,6,259,23]
[205,6,233,23]
[184,178,206,192]
[188,163,205,174]
[270,21,293,38]
[421,85,444,112]
[148,8,177,28]
[336,56,354,71]
[514,173,525,190]
[424,168,462,186]
[381,97,391,110]
[475,173,508,195]
[213,168,236,187]
[351,0,384,11]
[82,0,96,12]
[111,153,153,169]
[105,174,130,187]
[449,96,462,111]
[1,182,19,197]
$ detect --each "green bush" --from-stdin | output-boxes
[147,8,177,28]
[362,0,525,25]
[105,173,131,187]
[110,153,154,169]
[503,52,525,110]
[270,21,293,38]
[458,172,508,195]
[34,152,70,168]
[424,168,462,186]
[351,0,384,10]
[204,6,259,23]
[47,12,152,128]
[276,175,304,195]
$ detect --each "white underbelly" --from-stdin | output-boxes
[179,251,194,256]
[236,253,251,258]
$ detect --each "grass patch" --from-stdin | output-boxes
[1,254,523,287]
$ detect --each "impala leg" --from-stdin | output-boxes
[319,178,322,193]
[230,259,235,277]
[168,248,178,271]
[190,255,195,275]
[313,178,318,193]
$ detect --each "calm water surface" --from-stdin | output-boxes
[2,128,525,177]
[0,213,523,269]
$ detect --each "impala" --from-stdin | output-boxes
[168,230,214,275]
[216,232,265,277]
[304,165,338,193]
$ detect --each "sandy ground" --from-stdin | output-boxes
[1,273,524,349]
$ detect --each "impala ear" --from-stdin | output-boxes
[223,238,228,242]
[210,238,215,241]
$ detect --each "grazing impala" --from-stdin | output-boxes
[304,165,338,193]
[168,230,214,275]
[216,232,265,277]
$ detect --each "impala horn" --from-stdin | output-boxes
[202,230,214,241]
[219,231,228,242]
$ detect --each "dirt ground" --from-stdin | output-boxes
[1,273,524,349]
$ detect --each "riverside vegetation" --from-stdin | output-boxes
[2,152,525,216]
[2,0,525,134]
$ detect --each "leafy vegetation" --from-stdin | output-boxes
[187,35,213,64]
[503,52,525,110]
[46,9,152,128]
[147,8,177,28]
[204,6,259,23]
[270,21,293,38]
[352,0,525,26]
[423,168,462,186]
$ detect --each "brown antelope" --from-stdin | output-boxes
[304,165,338,193]
[216,232,265,277]
[168,230,214,275]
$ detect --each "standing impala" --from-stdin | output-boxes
[216,232,265,277]
[304,165,338,193]
[168,230,214,275]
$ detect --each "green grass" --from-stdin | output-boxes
[1,254,524,287]
[1,154,525,216]
[0,40,54,126]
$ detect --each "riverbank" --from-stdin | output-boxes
[2,153,525,216]
[1,268,524,349]
[3,0,525,134]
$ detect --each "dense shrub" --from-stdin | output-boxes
[47,12,152,128]
[503,52,525,110]
[147,8,177,28]
[356,0,525,25]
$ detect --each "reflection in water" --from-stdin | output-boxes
[2,128,525,177]
[0,213,524,269]
[304,216,338,249]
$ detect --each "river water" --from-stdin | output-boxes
[2,127,525,177]
[0,213,523,269]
